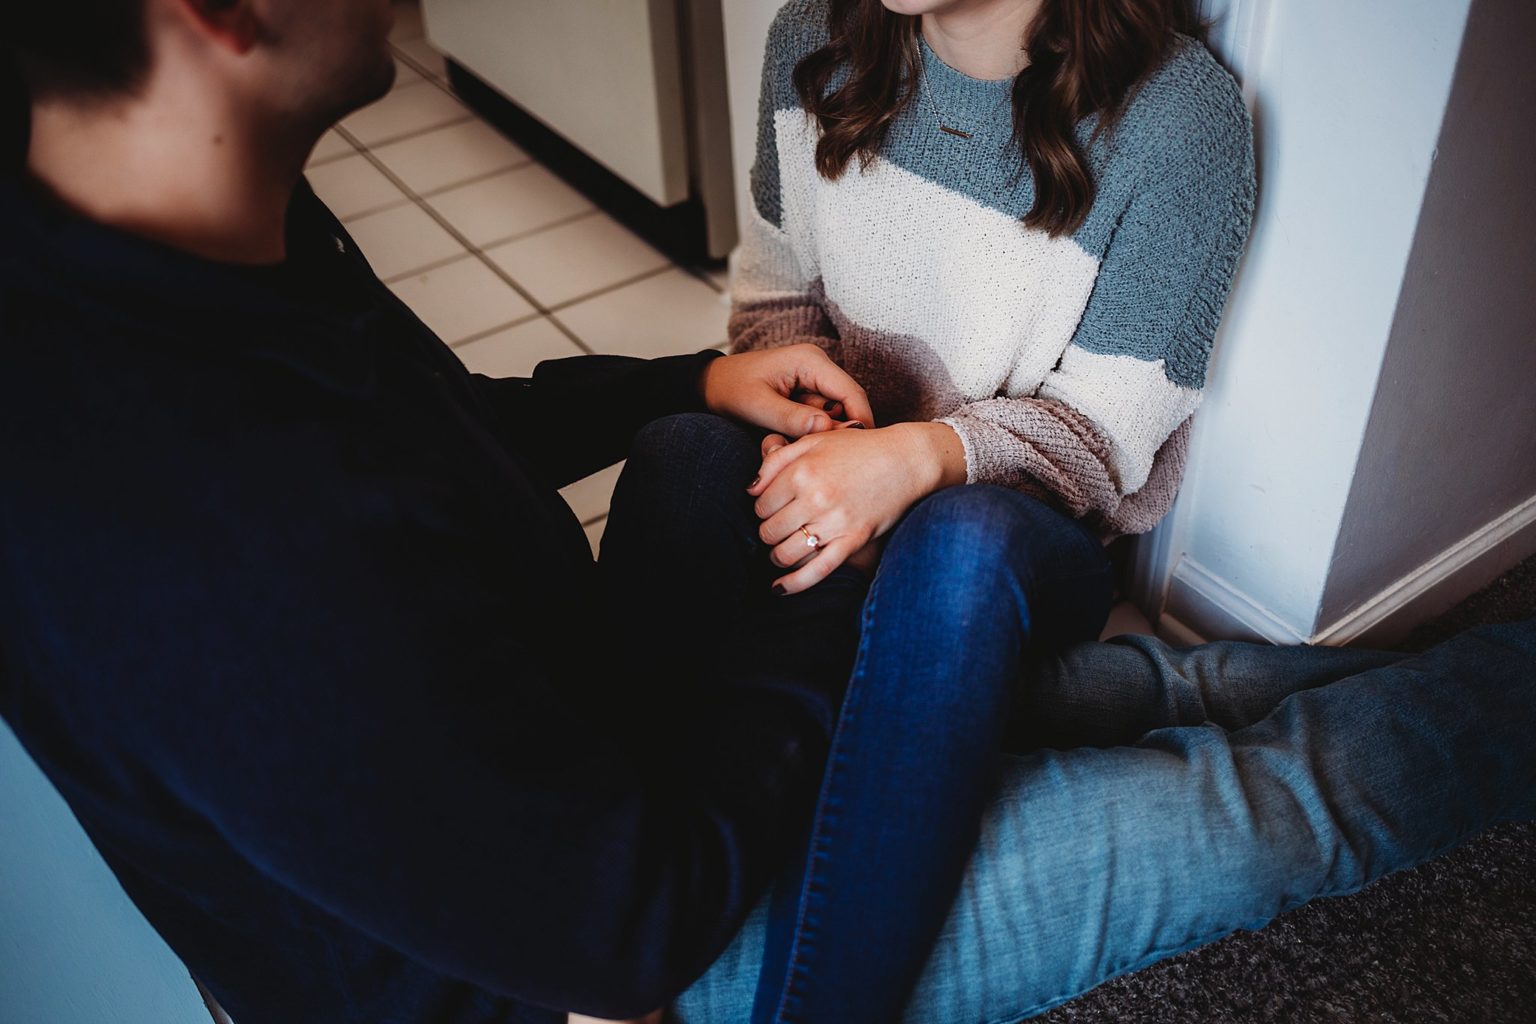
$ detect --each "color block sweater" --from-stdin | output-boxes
[731,0,1257,535]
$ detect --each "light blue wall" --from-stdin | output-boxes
[0,720,209,1024]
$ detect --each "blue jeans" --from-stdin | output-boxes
[745,478,1114,1023]
[670,618,1536,1021]
[607,414,1535,1022]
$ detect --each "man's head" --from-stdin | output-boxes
[9,0,397,131]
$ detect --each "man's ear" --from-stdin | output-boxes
[176,0,262,55]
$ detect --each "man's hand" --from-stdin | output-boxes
[746,421,967,594]
[699,344,874,439]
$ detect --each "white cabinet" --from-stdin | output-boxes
[423,0,687,204]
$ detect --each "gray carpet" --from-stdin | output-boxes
[1034,556,1536,1023]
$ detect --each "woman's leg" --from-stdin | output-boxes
[747,485,1114,1024]
[669,619,1536,1023]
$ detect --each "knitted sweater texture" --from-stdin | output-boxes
[731,0,1257,534]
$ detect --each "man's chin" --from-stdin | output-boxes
[327,53,397,126]
[360,52,398,107]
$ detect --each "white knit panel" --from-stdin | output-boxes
[1037,347,1202,493]
[734,202,815,304]
[773,110,1100,402]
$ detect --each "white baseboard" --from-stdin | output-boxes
[1311,490,1536,647]
[1160,493,1536,649]
[1163,556,1309,646]
[1154,611,1208,647]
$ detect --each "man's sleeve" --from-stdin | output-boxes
[122,423,847,1019]
[470,349,724,489]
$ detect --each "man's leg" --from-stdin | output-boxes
[670,620,1536,1023]
[598,412,776,666]
[1004,633,1411,751]
[595,410,870,748]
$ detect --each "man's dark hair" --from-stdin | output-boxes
[9,2,151,100]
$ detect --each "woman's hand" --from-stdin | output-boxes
[748,421,967,594]
[699,344,875,439]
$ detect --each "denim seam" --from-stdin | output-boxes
[767,577,885,1024]
[975,825,1494,1024]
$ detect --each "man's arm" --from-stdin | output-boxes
[470,346,875,490]
[110,427,858,1019]
[470,350,723,490]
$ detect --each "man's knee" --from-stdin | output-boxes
[629,413,759,473]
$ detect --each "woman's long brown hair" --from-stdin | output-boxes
[792,0,1202,237]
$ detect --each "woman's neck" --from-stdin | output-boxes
[921,0,1043,81]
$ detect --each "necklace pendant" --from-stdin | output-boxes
[938,124,973,139]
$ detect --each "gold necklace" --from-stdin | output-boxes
[915,37,973,139]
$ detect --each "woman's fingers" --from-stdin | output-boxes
[770,527,830,570]
[763,512,837,568]
[760,432,789,459]
[773,534,859,595]
[758,495,816,550]
[748,434,820,498]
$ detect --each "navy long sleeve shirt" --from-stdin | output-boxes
[0,149,838,1020]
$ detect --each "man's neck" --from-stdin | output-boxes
[922,0,1043,81]
[26,78,312,266]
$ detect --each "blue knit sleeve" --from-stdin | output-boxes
[941,46,1256,533]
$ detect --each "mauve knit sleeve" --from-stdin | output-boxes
[938,82,1257,535]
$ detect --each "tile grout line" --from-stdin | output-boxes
[340,129,701,352]
[411,159,537,199]
[307,144,363,170]
[339,112,477,152]
[444,312,548,349]
[543,265,676,315]
[326,130,534,202]
[359,184,672,310]
[679,264,726,295]
[339,131,596,354]
[336,197,416,226]
[346,39,726,358]
[389,43,453,93]
[379,250,480,285]
[472,209,605,252]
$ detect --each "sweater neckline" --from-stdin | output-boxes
[914,32,1015,130]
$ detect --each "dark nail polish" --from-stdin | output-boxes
[773,584,788,596]
[849,421,866,429]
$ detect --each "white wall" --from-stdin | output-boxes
[1158,0,1475,641]
[1316,0,1536,642]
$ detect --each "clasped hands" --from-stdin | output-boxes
[567,345,964,1024]
[699,343,966,596]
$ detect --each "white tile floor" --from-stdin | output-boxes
[321,3,1149,639]
[315,3,731,557]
